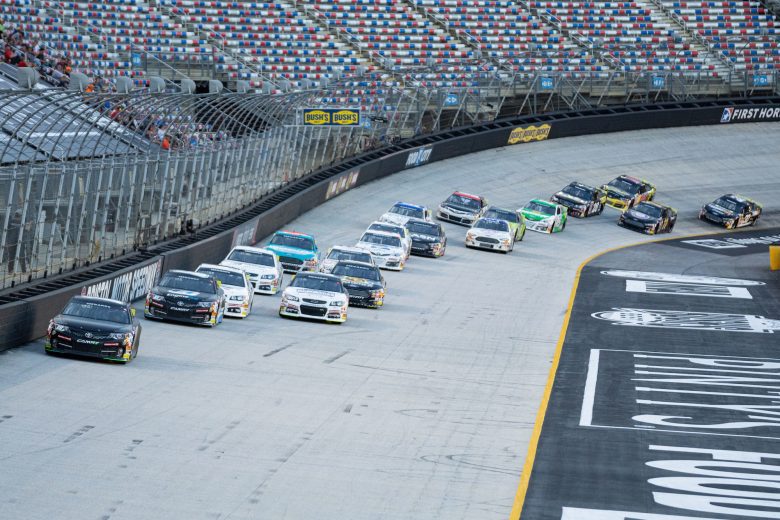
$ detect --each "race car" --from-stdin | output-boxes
[436,191,488,226]
[355,230,407,271]
[483,206,526,241]
[220,245,283,295]
[196,263,254,318]
[379,202,432,226]
[699,194,762,229]
[45,296,141,363]
[519,199,567,233]
[144,270,226,327]
[331,260,386,308]
[266,230,320,273]
[465,218,515,253]
[600,175,656,210]
[366,221,411,259]
[405,218,446,257]
[551,181,606,218]
[278,272,349,324]
[618,201,677,234]
[319,246,376,274]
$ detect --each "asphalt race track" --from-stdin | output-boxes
[1,123,779,520]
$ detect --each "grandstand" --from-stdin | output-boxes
[1,0,777,90]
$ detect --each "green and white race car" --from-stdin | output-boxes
[519,199,567,233]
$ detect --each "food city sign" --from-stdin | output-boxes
[302,108,361,126]
[507,123,551,145]
[720,105,780,123]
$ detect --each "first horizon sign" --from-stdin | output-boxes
[302,108,361,126]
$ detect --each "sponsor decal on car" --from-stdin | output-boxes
[405,145,433,168]
[302,108,361,126]
[720,105,780,124]
[507,123,551,145]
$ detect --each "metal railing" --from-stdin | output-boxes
[0,69,778,290]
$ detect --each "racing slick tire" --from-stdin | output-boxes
[561,219,566,231]
[750,216,758,227]
[653,223,660,235]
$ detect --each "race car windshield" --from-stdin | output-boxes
[484,209,518,223]
[525,202,555,215]
[62,301,130,324]
[159,274,216,294]
[369,223,404,236]
[291,275,343,293]
[406,221,440,236]
[563,185,592,200]
[270,234,316,251]
[390,205,423,218]
[328,250,373,263]
[474,219,509,231]
[332,264,381,281]
[607,178,640,195]
[361,233,402,247]
[198,268,246,288]
[227,250,275,267]
[445,194,481,209]
[633,203,662,218]
[713,197,740,212]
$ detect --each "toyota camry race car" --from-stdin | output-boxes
[483,206,526,241]
[519,199,567,233]
[355,230,407,271]
[551,181,606,218]
[601,175,656,210]
[466,218,515,253]
[279,272,349,323]
[331,260,386,308]
[618,201,677,234]
[405,218,446,257]
[379,202,432,226]
[196,263,254,318]
[220,246,283,295]
[266,231,320,273]
[45,296,141,363]
[145,270,226,327]
[366,221,411,259]
[436,191,488,226]
[319,246,376,274]
[699,194,762,229]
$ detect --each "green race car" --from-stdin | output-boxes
[483,206,526,241]
[519,199,567,233]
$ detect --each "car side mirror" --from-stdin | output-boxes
[130,308,136,317]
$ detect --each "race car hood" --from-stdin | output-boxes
[520,210,553,222]
[554,192,588,206]
[265,244,316,260]
[341,276,383,290]
[222,285,248,299]
[52,314,132,334]
[220,259,276,277]
[285,286,347,303]
[152,286,218,302]
[469,228,508,239]
[440,203,479,215]
[624,209,656,222]
[379,212,410,226]
[704,203,736,217]
[356,242,404,257]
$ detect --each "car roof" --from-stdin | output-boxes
[231,245,274,255]
[70,295,128,307]
[296,271,340,281]
[452,191,481,200]
[167,269,211,279]
[616,175,642,184]
[329,245,371,253]
[274,230,315,239]
[568,181,596,190]
[197,263,245,275]
[406,217,439,226]
[476,217,507,225]
[485,206,516,213]
[527,199,557,207]
[361,230,400,238]
[393,202,425,210]
[334,260,378,269]
[369,221,404,230]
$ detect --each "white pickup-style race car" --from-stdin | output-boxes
[220,245,284,295]
[379,202,432,226]
[355,230,407,271]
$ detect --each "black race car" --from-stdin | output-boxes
[699,194,762,229]
[45,296,141,363]
[618,201,677,235]
[144,270,226,326]
[551,181,606,218]
[435,191,488,226]
[331,260,386,308]
[405,218,447,257]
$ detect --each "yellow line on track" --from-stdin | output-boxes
[508,226,761,520]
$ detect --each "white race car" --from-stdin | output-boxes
[278,272,349,324]
[465,218,515,253]
[196,263,254,318]
[366,221,412,259]
[319,245,376,274]
[379,202,432,226]
[355,230,407,271]
[220,245,284,295]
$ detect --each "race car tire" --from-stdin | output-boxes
[750,216,758,227]
[561,219,566,231]
[653,223,660,235]
[519,228,525,241]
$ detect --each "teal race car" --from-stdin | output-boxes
[519,199,567,233]
[266,230,320,273]
[483,206,526,241]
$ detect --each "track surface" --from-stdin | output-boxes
[1,123,779,520]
